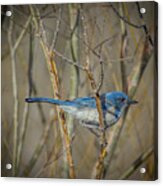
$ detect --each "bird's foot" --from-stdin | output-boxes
[100,138,108,148]
[99,127,105,132]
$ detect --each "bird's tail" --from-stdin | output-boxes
[25,97,70,106]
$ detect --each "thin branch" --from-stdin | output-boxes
[96,47,104,93]
[13,16,32,51]
[81,6,105,123]
[102,37,153,179]
[80,6,107,179]
[2,13,32,35]
[67,4,80,134]
[53,48,85,70]
[119,3,128,92]
[17,24,34,173]
[14,6,105,68]
[108,55,134,63]
[17,97,29,174]
[8,11,18,177]
[30,5,76,178]
[2,138,12,161]
[34,133,75,177]
[119,147,153,179]
[50,6,62,51]
[96,62,104,93]
[27,28,47,123]
[22,118,52,176]
[34,148,64,177]
[110,3,145,29]
[111,2,153,47]
[8,8,31,176]
[136,2,154,47]
[93,34,118,51]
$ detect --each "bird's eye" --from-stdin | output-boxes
[121,97,126,102]
[118,97,126,102]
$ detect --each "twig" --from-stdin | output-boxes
[80,6,107,179]
[8,7,31,175]
[17,24,34,174]
[110,3,145,29]
[30,5,76,178]
[3,14,32,35]
[108,56,134,63]
[22,118,52,176]
[17,97,29,175]
[119,147,153,179]
[28,7,116,70]
[61,4,79,178]
[13,16,32,51]
[119,3,128,92]
[34,133,75,177]
[34,148,64,177]
[53,48,135,74]
[96,47,104,93]
[53,48,85,70]
[67,4,79,135]
[102,36,153,179]
[50,6,62,51]
[136,2,154,47]
[2,138,12,161]
[93,34,118,51]
[10,6,125,69]
[8,10,18,176]
[111,2,153,47]
[127,38,152,97]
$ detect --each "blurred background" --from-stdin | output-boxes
[1,1,157,180]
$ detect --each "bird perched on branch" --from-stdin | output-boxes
[25,91,137,130]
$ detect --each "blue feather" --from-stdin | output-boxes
[25,97,71,106]
[25,91,137,129]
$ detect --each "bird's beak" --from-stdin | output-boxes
[128,99,138,105]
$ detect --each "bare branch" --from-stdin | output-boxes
[30,5,76,178]
[136,2,154,46]
[93,34,118,51]
[53,48,85,70]
[80,6,108,179]
[13,16,32,50]
[8,7,31,176]
[119,147,153,179]
[22,118,52,176]
[96,46,104,93]
[110,3,145,29]
[50,6,62,51]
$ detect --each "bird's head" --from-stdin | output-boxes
[106,92,138,111]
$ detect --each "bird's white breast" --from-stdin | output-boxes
[60,105,120,128]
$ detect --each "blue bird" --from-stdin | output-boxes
[25,91,138,129]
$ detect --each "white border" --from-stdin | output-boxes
[0,0,155,5]
[1,0,162,186]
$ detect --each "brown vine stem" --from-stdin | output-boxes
[29,5,75,178]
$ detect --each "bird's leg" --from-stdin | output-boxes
[80,121,100,137]
[88,128,100,138]
[107,109,118,118]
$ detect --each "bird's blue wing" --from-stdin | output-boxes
[72,94,109,111]
[72,96,96,108]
